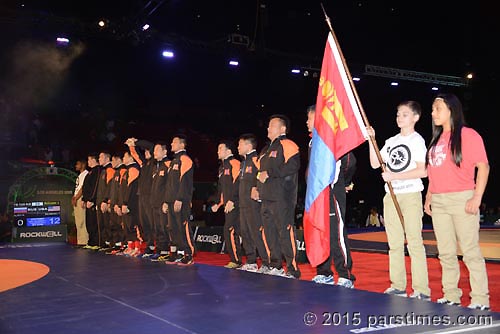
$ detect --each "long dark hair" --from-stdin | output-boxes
[426,93,465,167]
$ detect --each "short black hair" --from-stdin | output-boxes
[77,158,88,168]
[307,104,316,114]
[154,141,168,151]
[219,139,236,154]
[174,134,188,147]
[88,153,98,161]
[99,151,111,159]
[112,151,124,159]
[238,133,257,149]
[269,114,291,133]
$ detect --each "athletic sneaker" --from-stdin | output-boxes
[267,267,285,276]
[149,253,161,261]
[337,277,354,289]
[129,248,143,257]
[467,303,490,311]
[436,297,460,306]
[165,253,182,265]
[256,265,272,274]
[106,247,122,255]
[312,274,334,285]
[224,262,241,269]
[176,255,194,266]
[408,292,431,301]
[384,287,407,297]
[238,263,258,272]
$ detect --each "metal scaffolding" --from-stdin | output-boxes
[364,64,467,87]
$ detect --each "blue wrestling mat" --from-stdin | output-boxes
[0,243,499,334]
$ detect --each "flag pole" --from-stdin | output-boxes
[320,3,405,227]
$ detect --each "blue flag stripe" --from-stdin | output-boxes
[305,129,336,211]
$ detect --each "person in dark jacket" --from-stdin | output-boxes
[96,151,114,249]
[120,151,141,256]
[81,153,100,249]
[164,134,195,266]
[211,140,242,269]
[253,114,301,279]
[107,152,127,254]
[237,133,271,272]
[126,138,156,257]
[150,142,171,260]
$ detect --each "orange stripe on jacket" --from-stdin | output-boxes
[129,146,144,167]
[281,139,299,163]
[252,156,260,170]
[179,155,192,179]
[127,167,140,186]
[106,167,115,183]
[230,159,240,183]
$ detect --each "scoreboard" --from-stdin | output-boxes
[13,201,61,227]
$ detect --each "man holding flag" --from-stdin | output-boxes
[303,31,368,285]
[306,105,357,287]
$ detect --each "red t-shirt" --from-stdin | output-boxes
[427,127,488,194]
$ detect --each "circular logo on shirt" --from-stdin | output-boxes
[387,144,411,172]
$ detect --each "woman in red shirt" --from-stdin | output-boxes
[424,93,490,311]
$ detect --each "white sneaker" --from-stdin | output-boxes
[408,292,430,301]
[468,303,490,311]
[238,263,258,272]
[311,274,334,285]
[436,297,460,306]
[256,265,271,274]
[384,287,407,297]
[337,277,354,289]
[267,267,285,276]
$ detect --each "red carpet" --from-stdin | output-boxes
[194,251,500,312]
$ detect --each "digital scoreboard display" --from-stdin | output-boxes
[13,201,62,227]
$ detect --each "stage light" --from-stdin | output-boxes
[291,69,300,74]
[56,37,70,44]
[466,73,473,79]
[142,24,150,31]
[98,20,105,27]
[352,77,360,81]
[162,50,174,58]
[431,87,439,91]
[390,82,399,86]
[229,60,239,66]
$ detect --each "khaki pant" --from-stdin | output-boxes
[74,198,89,245]
[384,192,430,296]
[431,190,489,306]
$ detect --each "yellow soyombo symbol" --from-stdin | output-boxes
[319,76,348,133]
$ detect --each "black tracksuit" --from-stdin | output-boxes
[150,156,171,253]
[216,155,242,264]
[257,134,301,277]
[239,150,270,265]
[165,150,194,256]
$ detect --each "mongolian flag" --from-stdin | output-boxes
[304,32,368,267]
